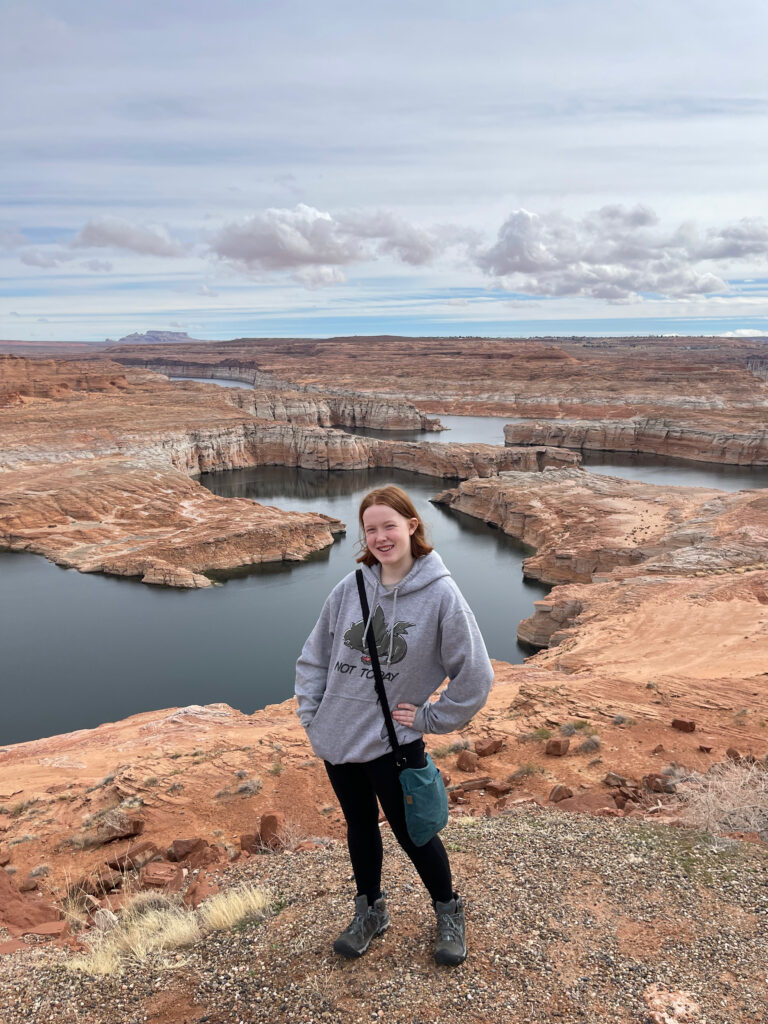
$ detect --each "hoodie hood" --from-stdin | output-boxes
[360,550,452,596]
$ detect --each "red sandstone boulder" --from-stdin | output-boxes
[671,719,696,733]
[475,737,503,758]
[457,776,492,793]
[259,812,286,850]
[642,773,676,794]
[239,833,260,854]
[551,790,618,815]
[456,749,480,772]
[0,849,10,867]
[166,837,219,868]
[140,860,183,891]
[486,781,512,798]
[183,874,220,909]
[106,840,160,872]
[75,866,124,897]
[549,784,574,803]
[98,814,145,845]
[545,738,570,756]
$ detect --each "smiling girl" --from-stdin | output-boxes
[295,484,493,965]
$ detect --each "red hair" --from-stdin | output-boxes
[356,485,433,566]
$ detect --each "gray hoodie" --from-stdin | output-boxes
[295,551,494,764]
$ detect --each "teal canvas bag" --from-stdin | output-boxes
[356,570,450,847]
[399,753,450,847]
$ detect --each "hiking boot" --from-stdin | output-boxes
[333,893,390,958]
[433,894,466,966]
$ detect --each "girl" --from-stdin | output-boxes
[295,485,493,966]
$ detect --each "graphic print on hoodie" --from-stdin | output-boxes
[344,605,415,666]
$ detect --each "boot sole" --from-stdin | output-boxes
[333,921,390,958]
[434,947,467,966]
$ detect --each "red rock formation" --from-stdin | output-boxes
[504,418,768,466]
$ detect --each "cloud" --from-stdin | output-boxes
[477,205,768,300]
[197,283,219,297]
[719,328,767,337]
[0,226,27,249]
[208,203,469,282]
[20,247,75,268]
[82,259,113,272]
[72,216,185,257]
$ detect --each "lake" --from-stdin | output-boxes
[2,398,766,745]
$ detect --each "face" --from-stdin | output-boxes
[362,503,418,579]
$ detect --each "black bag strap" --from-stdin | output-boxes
[355,569,406,768]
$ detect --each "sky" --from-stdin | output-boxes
[2,0,768,342]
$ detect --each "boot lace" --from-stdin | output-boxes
[437,908,462,943]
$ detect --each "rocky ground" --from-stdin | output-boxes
[1,809,766,1024]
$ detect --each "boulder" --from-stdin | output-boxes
[475,737,503,758]
[456,776,492,793]
[183,874,220,909]
[106,840,160,872]
[545,737,570,756]
[140,860,183,892]
[259,812,286,850]
[671,719,696,733]
[166,837,219,868]
[549,784,574,803]
[551,790,618,815]
[97,814,145,845]
[456,749,480,773]
[602,772,627,787]
[486,781,512,798]
[642,773,677,794]
[75,867,124,897]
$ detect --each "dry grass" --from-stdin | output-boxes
[67,884,269,976]
[678,761,768,841]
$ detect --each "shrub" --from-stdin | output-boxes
[67,884,268,975]
[236,776,263,796]
[577,736,601,754]
[678,761,768,841]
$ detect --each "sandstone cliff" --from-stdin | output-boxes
[120,360,443,431]
[433,468,768,678]
[504,418,768,466]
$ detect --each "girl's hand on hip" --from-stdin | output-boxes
[392,702,418,728]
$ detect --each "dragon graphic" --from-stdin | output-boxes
[343,605,415,666]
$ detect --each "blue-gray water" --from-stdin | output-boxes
[2,401,766,746]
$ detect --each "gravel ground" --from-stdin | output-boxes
[1,808,766,1024]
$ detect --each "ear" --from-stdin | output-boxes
[408,517,418,535]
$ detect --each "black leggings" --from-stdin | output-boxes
[324,738,453,905]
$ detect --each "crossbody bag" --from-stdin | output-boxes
[355,569,449,847]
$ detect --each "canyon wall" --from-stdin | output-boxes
[504,419,768,466]
[121,360,442,431]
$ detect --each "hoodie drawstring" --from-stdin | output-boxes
[361,579,379,657]
[388,587,398,668]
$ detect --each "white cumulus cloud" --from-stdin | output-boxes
[476,205,768,301]
[208,203,471,283]
[72,216,185,257]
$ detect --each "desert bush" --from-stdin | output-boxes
[67,883,268,975]
[678,761,768,841]
[576,735,601,754]
[237,776,263,796]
